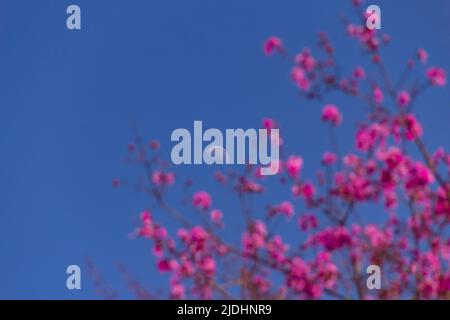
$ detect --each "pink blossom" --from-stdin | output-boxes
[286,257,310,292]
[396,91,411,107]
[291,67,310,91]
[240,177,265,193]
[292,181,316,202]
[322,152,337,165]
[382,34,391,44]
[285,156,303,179]
[346,24,362,37]
[210,209,223,223]
[321,104,342,126]
[426,67,446,87]
[355,123,389,152]
[263,36,283,55]
[343,154,359,167]
[138,210,154,238]
[418,48,428,64]
[307,283,323,299]
[314,252,339,289]
[178,259,195,277]
[177,228,189,242]
[392,114,422,141]
[303,183,316,200]
[307,226,352,251]
[149,140,160,150]
[152,171,175,186]
[373,87,384,104]
[356,126,376,152]
[353,67,366,79]
[262,117,277,130]
[157,259,174,272]
[271,201,295,218]
[298,214,318,231]
[379,147,404,169]
[200,256,216,276]
[214,171,227,184]
[153,226,167,241]
[254,220,267,235]
[436,187,450,217]
[192,191,212,210]
[372,54,381,64]
[295,48,316,72]
[405,162,434,191]
[432,147,445,163]
[266,235,289,264]
[170,283,185,299]
[404,114,423,140]
[190,226,208,243]
[252,276,271,294]
[242,220,267,256]
[364,225,392,250]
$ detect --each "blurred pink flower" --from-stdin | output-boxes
[321,104,342,126]
[152,171,175,186]
[210,209,223,223]
[192,191,212,210]
[271,201,295,218]
[396,91,411,107]
[149,140,160,150]
[263,36,283,55]
[426,67,446,87]
[285,156,303,178]
[373,87,384,104]
[322,152,337,165]
[295,48,317,72]
[353,67,366,79]
[291,67,310,91]
[262,117,277,130]
[200,256,216,276]
[418,48,428,64]
[170,283,185,299]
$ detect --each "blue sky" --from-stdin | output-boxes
[0,0,449,299]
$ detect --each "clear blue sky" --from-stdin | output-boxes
[0,0,449,299]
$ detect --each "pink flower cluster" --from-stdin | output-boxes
[192,191,212,210]
[120,1,450,300]
[321,105,342,126]
[286,252,339,299]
